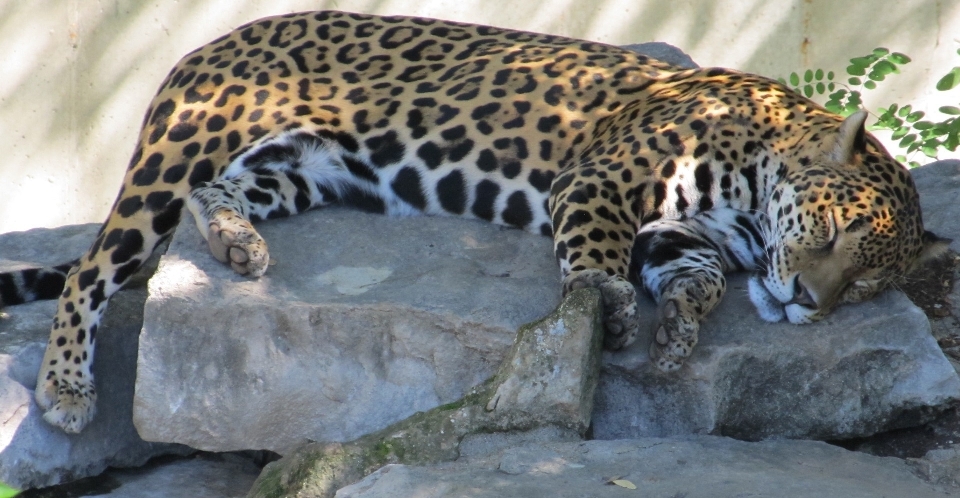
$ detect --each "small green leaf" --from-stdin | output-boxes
[872,47,890,57]
[921,144,939,158]
[850,55,876,68]
[816,82,825,94]
[895,154,908,163]
[846,64,866,76]
[848,76,862,86]
[864,80,877,90]
[777,77,787,85]
[939,106,960,115]
[906,110,925,123]
[804,69,813,83]
[889,52,911,64]
[873,60,899,75]
[898,104,913,118]
[936,67,960,91]
[828,82,835,92]
[891,127,909,139]
[790,72,800,86]
[803,84,814,98]
[913,121,934,130]
[868,71,886,82]
[815,68,824,80]
[827,70,835,80]
[900,133,917,147]
[944,133,960,151]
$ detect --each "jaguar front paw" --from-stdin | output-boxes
[648,298,700,372]
[564,269,639,350]
[207,217,270,277]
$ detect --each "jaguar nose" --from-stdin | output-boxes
[788,277,818,308]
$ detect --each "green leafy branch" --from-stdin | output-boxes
[780,47,960,167]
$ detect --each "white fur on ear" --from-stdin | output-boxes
[830,110,869,163]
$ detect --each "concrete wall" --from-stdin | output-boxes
[1,0,958,233]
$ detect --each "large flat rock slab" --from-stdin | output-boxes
[0,225,189,490]
[137,204,960,454]
[135,209,562,454]
[335,436,954,498]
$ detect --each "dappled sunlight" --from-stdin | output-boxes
[0,0,957,233]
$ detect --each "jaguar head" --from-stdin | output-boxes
[749,110,949,323]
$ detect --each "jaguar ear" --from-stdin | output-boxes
[830,110,868,163]
[910,230,953,272]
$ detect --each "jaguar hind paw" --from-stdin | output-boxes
[206,217,270,277]
[35,375,97,434]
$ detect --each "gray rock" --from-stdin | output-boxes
[622,42,699,69]
[0,225,190,490]
[911,444,960,488]
[37,453,262,498]
[335,436,953,498]
[134,209,561,454]
[912,160,960,339]
[594,275,960,440]
[245,290,602,498]
[485,287,603,434]
[137,200,960,454]
[912,159,960,252]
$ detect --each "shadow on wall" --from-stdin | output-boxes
[0,0,954,233]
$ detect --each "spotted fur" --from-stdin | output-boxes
[0,11,944,432]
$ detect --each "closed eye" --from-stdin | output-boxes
[822,211,838,251]
[845,216,867,233]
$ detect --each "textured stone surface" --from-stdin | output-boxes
[913,159,960,253]
[134,209,561,454]
[594,275,960,440]
[247,290,602,498]
[0,225,189,490]
[30,453,262,498]
[913,159,960,340]
[486,288,603,433]
[335,436,954,498]
[97,454,261,498]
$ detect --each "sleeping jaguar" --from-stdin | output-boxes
[0,11,946,433]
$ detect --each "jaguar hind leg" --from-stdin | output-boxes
[187,130,375,276]
[635,209,765,371]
